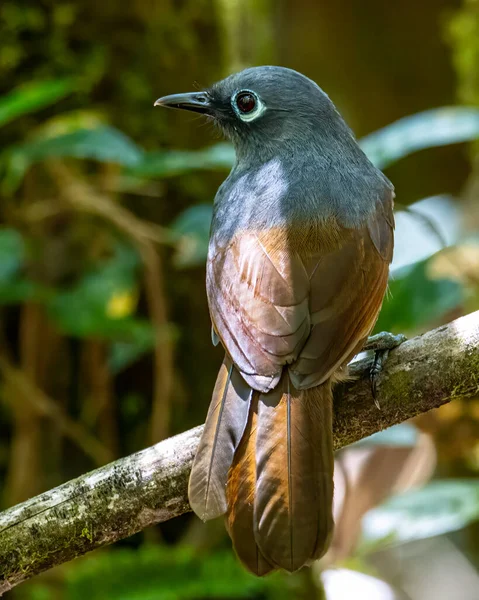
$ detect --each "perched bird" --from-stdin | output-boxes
[155,66,394,575]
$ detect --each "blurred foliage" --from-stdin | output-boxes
[130,144,235,180]
[0,227,35,303]
[0,78,76,127]
[376,257,464,332]
[360,107,479,169]
[24,547,294,600]
[1,0,479,599]
[2,126,143,194]
[169,204,214,268]
[447,0,479,106]
[359,480,479,553]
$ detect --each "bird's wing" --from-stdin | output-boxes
[290,200,393,389]
[207,193,394,392]
[207,228,312,392]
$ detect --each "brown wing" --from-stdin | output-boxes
[207,194,394,392]
[290,203,394,389]
[290,198,394,389]
[207,229,311,392]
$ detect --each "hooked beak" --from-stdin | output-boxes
[154,91,211,114]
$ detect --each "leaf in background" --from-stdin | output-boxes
[392,195,461,272]
[130,143,235,178]
[47,244,147,339]
[360,107,479,169]
[359,480,479,552]
[0,78,75,127]
[52,546,290,600]
[170,204,213,268]
[109,323,175,374]
[0,228,25,281]
[33,109,108,138]
[375,254,463,333]
[0,228,36,303]
[2,127,143,194]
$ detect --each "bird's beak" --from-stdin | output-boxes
[154,91,211,114]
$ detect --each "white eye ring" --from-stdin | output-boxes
[231,90,266,122]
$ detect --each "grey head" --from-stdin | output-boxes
[155,66,359,161]
[155,66,393,229]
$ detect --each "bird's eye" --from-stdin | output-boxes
[231,90,265,122]
[236,92,256,114]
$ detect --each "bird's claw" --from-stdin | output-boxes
[365,332,406,409]
[363,331,407,353]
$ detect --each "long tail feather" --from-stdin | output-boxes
[226,393,274,576]
[254,377,334,572]
[193,361,334,574]
[188,357,253,520]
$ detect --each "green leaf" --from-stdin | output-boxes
[360,480,479,552]
[0,228,25,281]
[3,127,143,193]
[0,79,75,128]
[375,255,463,333]
[47,245,146,339]
[33,109,109,138]
[109,323,176,373]
[0,280,37,304]
[60,546,290,600]
[23,584,53,600]
[0,228,36,303]
[360,107,479,169]
[170,204,213,267]
[130,143,235,178]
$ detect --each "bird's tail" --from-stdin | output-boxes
[188,357,253,521]
[188,358,334,576]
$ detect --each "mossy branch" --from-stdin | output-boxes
[1,311,479,595]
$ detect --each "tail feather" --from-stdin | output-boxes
[310,382,335,560]
[191,358,334,574]
[226,394,274,576]
[188,357,253,520]
[254,377,334,572]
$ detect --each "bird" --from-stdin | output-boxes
[155,66,394,576]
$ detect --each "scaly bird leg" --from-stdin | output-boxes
[363,332,407,409]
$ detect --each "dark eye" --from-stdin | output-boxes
[236,92,256,113]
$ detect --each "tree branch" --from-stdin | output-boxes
[1,312,479,595]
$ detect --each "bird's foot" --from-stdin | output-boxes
[363,331,407,353]
[364,332,407,409]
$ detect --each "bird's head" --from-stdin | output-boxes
[155,66,350,157]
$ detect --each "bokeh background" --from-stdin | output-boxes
[1,1,479,598]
